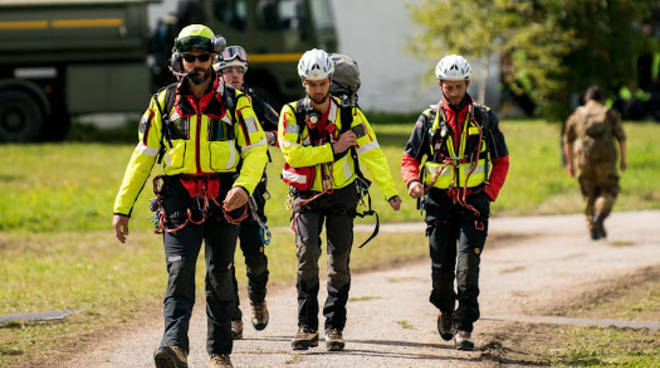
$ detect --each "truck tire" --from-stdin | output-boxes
[0,89,44,143]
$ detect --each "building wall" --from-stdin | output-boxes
[330,0,501,112]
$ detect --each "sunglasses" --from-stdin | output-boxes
[182,53,211,63]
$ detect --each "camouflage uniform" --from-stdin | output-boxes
[563,101,626,232]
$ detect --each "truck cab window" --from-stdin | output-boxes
[214,0,247,31]
[256,0,304,31]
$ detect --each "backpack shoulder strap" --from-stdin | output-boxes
[285,98,320,144]
[293,97,307,128]
[151,83,177,163]
[340,103,353,133]
[472,102,490,130]
[222,84,239,122]
[427,105,438,126]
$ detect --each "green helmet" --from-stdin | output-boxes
[174,24,225,53]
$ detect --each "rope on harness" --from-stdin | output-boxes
[222,204,249,225]
[423,108,485,220]
[288,164,334,234]
[150,175,249,233]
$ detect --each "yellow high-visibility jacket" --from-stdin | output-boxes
[278,96,398,200]
[113,81,267,216]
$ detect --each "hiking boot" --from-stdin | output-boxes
[454,329,474,351]
[593,214,607,239]
[325,328,345,351]
[209,354,233,368]
[230,320,243,340]
[291,327,318,350]
[153,345,188,368]
[251,301,269,330]
[436,312,453,341]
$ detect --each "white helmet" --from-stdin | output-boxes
[435,55,471,81]
[297,48,334,81]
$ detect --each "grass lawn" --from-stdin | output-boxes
[1,118,659,366]
[1,120,658,232]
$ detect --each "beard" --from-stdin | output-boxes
[309,92,328,105]
[189,67,211,85]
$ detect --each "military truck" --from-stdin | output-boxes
[0,0,337,142]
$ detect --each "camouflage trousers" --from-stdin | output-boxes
[577,162,620,230]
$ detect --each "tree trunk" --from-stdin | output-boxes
[478,58,489,104]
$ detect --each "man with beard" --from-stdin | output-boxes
[278,48,401,351]
[401,55,509,351]
[112,24,267,368]
[214,45,279,339]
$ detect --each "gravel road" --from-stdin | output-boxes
[61,210,660,368]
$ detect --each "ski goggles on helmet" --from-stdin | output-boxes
[175,36,213,53]
[221,46,248,63]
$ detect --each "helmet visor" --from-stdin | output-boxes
[175,36,213,53]
[222,46,248,63]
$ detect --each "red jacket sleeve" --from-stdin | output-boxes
[401,152,421,188]
[483,154,509,201]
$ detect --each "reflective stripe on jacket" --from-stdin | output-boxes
[278,96,398,200]
[113,79,268,216]
[401,94,509,201]
[422,105,490,189]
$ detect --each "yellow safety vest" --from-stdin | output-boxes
[113,85,267,216]
[278,96,398,200]
[422,105,491,190]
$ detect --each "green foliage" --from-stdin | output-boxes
[407,0,657,120]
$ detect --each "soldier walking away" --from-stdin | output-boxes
[401,55,509,351]
[279,49,401,351]
[112,24,268,368]
[563,85,627,240]
[214,45,279,339]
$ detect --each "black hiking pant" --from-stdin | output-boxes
[231,178,269,321]
[425,188,490,332]
[292,182,359,332]
[158,175,241,355]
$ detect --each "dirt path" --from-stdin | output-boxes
[61,211,660,367]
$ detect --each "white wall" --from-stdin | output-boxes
[330,0,501,112]
[330,0,438,112]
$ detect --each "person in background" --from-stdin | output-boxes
[563,85,627,240]
[214,45,279,340]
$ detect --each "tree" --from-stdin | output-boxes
[408,0,656,120]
